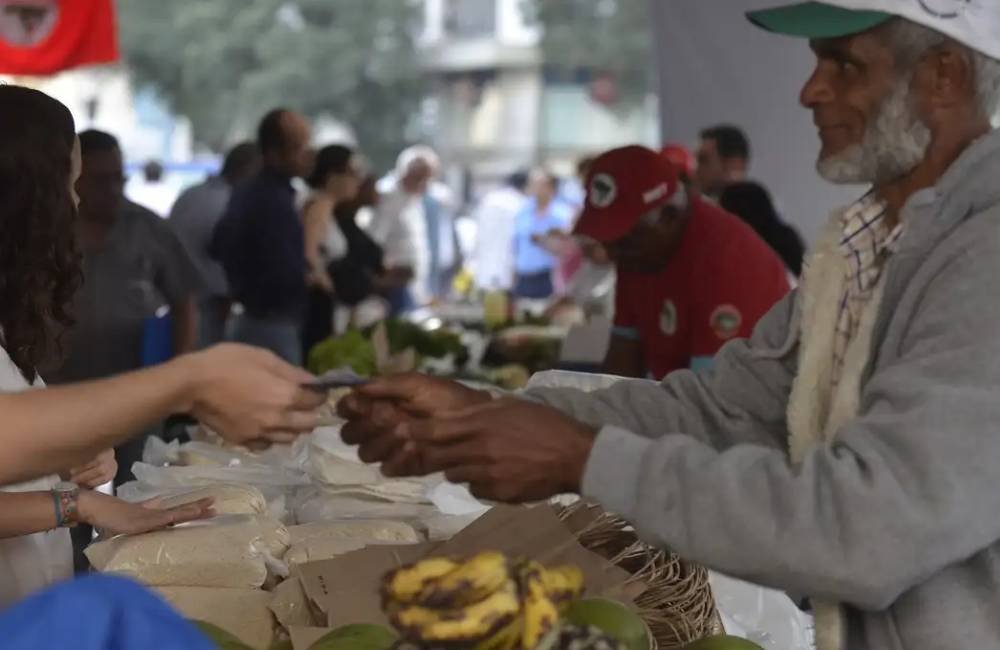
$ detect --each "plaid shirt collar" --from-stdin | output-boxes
[831,192,903,385]
[838,192,903,285]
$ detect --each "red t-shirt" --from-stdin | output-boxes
[613,197,791,380]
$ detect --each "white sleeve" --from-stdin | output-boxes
[380,205,418,269]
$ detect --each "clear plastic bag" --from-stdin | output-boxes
[291,485,439,525]
[118,480,290,523]
[117,483,266,515]
[131,461,309,490]
[142,436,180,466]
[709,572,814,650]
[304,426,382,486]
[426,480,489,517]
[86,515,291,589]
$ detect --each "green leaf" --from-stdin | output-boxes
[117,0,423,170]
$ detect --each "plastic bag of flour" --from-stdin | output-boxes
[86,515,290,589]
[283,520,422,567]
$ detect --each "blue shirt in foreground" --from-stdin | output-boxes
[0,575,212,650]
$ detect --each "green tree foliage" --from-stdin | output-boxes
[117,0,424,170]
[522,0,653,107]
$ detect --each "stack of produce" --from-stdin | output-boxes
[380,550,615,650]
[307,319,468,377]
[371,551,763,650]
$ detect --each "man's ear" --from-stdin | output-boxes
[922,43,977,112]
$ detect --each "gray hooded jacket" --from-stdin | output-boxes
[526,130,1000,649]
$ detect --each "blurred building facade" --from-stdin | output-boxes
[418,0,660,197]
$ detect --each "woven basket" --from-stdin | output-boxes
[558,502,723,650]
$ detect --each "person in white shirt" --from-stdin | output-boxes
[0,85,327,606]
[370,148,433,311]
[370,146,460,310]
[472,171,528,291]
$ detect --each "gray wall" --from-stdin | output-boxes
[649,0,862,243]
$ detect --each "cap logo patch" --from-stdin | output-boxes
[589,173,617,208]
[710,305,742,341]
[917,0,972,19]
[0,0,59,47]
[660,299,678,336]
[643,183,668,205]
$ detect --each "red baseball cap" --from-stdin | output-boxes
[575,145,680,243]
[661,144,694,177]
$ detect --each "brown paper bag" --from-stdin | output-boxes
[297,543,434,628]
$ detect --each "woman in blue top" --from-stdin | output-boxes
[512,170,574,299]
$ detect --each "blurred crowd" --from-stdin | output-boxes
[62,108,811,488]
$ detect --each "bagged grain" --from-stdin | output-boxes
[289,520,421,546]
[158,484,268,516]
[284,521,421,567]
[155,586,275,649]
[86,515,290,589]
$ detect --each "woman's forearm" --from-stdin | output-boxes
[0,491,58,539]
[0,360,192,485]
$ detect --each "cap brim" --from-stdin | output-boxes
[747,2,892,39]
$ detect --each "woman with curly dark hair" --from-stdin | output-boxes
[0,86,326,606]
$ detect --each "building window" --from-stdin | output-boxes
[443,0,496,39]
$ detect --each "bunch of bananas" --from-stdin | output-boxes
[382,551,585,650]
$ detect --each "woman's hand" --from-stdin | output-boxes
[67,449,117,488]
[78,492,214,536]
[180,344,326,444]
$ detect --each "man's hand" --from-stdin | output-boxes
[394,398,597,503]
[67,449,117,488]
[339,373,490,453]
[180,344,327,445]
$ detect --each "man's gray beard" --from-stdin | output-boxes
[817,77,933,185]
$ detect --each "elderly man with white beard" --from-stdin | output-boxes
[338,3,1000,649]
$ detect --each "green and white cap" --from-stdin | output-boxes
[747,1,1000,61]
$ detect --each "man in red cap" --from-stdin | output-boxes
[660,144,695,183]
[576,145,790,379]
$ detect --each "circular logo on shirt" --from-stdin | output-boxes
[710,305,743,341]
[0,0,59,47]
[589,173,618,209]
[917,0,972,19]
[660,299,678,336]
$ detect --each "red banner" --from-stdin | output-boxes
[0,0,118,75]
